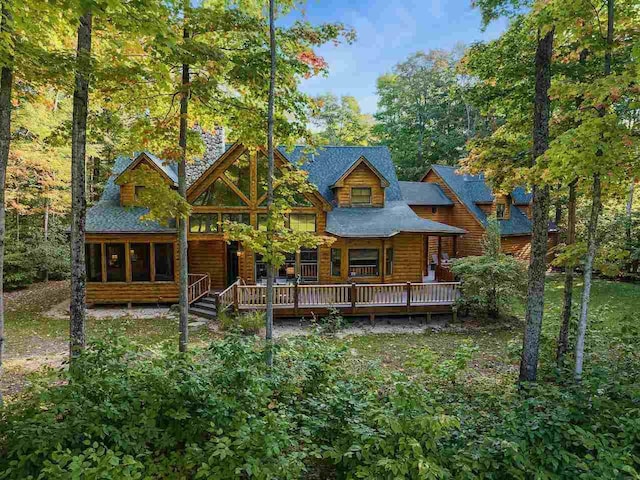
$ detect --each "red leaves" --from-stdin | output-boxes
[297,50,327,78]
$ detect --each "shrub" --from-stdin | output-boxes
[219,310,265,335]
[311,307,345,335]
[452,216,527,318]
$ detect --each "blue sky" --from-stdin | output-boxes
[287,0,508,115]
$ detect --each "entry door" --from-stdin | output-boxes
[226,241,239,286]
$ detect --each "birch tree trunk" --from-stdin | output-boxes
[178,16,190,353]
[575,0,613,381]
[557,179,576,366]
[0,2,14,406]
[265,0,276,367]
[519,27,554,383]
[70,11,92,360]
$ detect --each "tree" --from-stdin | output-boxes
[310,94,375,146]
[69,10,92,360]
[374,49,480,179]
[451,216,527,318]
[0,0,13,406]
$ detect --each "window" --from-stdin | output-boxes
[258,213,268,231]
[496,203,506,219]
[300,248,318,281]
[385,247,393,275]
[431,207,438,214]
[85,244,102,282]
[192,178,247,206]
[221,213,250,230]
[154,243,174,281]
[190,213,219,233]
[224,152,251,198]
[331,248,341,277]
[106,243,126,282]
[289,213,316,232]
[134,186,146,202]
[254,252,296,282]
[349,249,379,277]
[130,243,151,282]
[351,187,372,206]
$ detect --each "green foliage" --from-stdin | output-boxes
[310,94,376,146]
[452,217,527,318]
[311,307,345,335]
[405,340,479,384]
[219,310,265,335]
[375,49,486,180]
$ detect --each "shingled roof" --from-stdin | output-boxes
[398,181,454,206]
[429,164,534,236]
[326,201,465,238]
[86,156,176,233]
[281,145,403,205]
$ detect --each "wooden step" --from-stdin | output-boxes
[189,306,217,320]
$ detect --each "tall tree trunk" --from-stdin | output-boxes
[178,14,190,353]
[0,2,14,406]
[575,0,613,381]
[519,27,554,383]
[265,0,276,367]
[70,12,92,360]
[557,179,576,366]
[44,199,49,282]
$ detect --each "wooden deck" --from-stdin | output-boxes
[210,281,460,318]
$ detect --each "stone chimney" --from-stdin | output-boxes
[186,126,225,186]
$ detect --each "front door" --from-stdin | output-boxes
[226,241,239,286]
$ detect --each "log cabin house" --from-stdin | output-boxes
[85,132,552,317]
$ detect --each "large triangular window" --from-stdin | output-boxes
[225,151,251,198]
[257,153,283,199]
[193,178,247,206]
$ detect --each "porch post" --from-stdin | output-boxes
[437,236,443,282]
[453,235,458,258]
[351,282,357,314]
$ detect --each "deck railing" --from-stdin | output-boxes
[217,279,240,314]
[223,281,460,311]
[187,273,210,304]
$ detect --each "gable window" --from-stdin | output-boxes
[496,203,506,219]
[154,243,174,281]
[349,249,379,277]
[224,152,251,198]
[106,243,126,282]
[85,244,102,282]
[289,213,316,232]
[130,243,151,282]
[331,248,341,277]
[351,187,372,206]
[190,213,219,233]
[431,207,438,214]
[385,247,393,275]
[193,178,247,207]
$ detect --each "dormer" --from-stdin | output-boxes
[493,193,511,220]
[331,156,389,208]
[115,152,177,207]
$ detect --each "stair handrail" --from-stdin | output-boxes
[188,273,210,305]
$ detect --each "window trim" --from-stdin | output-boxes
[348,248,380,278]
[331,248,342,277]
[351,187,372,206]
[289,213,317,232]
[385,247,393,276]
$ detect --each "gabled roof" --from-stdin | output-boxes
[281,146,403,204]
[326,201,466,238]
[115,151,179,186]
[330,156,390,189]
[427,164,534,236]
[399,181,453,206]
[87,156,176,233]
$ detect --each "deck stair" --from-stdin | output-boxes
[189,294,218,320]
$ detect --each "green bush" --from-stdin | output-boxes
[1,333,639,479]
[219,310,265,335]
[452,216,527,319]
